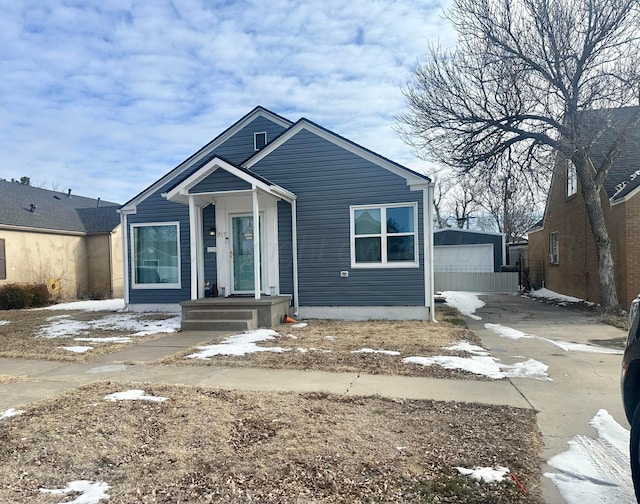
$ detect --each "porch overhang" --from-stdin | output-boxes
[161,156,296,204]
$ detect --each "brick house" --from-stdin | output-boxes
[528,106,640,310]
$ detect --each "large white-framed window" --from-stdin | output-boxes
[131,222,181,288]
[350,203,419,268]
[566,161,577,197]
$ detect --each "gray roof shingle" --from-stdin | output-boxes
[578,106,640,201]
[0,180,120,233]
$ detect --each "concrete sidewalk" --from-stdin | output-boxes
[0,331,532,411]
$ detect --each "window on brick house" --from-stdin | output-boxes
[549,232,559,264]
[566,162,577,197]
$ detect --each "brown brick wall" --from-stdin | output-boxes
[528,163,639,309]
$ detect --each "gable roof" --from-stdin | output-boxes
[244,117,431,188]
[0,180,120,234]
[577,106,640,201]
[120,106,293,212]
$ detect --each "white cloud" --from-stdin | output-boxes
[0,0,454,203]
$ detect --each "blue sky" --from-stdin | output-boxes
[1,1,454,204]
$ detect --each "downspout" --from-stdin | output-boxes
[188,196,198,300]
[426,182,437,322]
[252,188,261,300]
[292,198,299,316]
[120,211,130,308]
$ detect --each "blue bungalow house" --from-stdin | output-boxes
[120,107,434,326]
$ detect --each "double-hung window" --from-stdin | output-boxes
[131,222,181,288]
[549,232,559,264]
[350,203,418,268]
[566,162,577,197]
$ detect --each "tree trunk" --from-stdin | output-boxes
[575,157,621,314]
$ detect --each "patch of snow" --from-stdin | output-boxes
[290,322,308,328]
[445,341,490,356]
[38,312,179,339]
[545,409,634,503]
[297,348,308,353]
[456,466,510,483]
[40,299,125,311]
[185,329,287,359]
[75,336,132,344]
[325,335,337,341]
[442,291,485,320]
[0,320,9,326]
[1,408,24,420]
[403,354,551,380]
[40,480,111,504]
[485,323,623,355]
[60,346,93,354]
[351,348,401,356]
[104,390,168,402]
[528,288,583,303]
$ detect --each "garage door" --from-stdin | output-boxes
[434,243,494,272]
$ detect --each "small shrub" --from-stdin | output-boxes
[0,283,51,310]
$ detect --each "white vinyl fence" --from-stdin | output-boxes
[434,272,519,293]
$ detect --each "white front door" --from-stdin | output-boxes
[230,214,263,293]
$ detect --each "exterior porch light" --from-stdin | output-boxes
[208,226,216,236]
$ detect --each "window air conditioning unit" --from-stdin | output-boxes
[549,253,558,264]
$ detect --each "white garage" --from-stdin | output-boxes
[434,243,494,272]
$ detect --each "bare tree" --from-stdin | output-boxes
[398,0,640,313]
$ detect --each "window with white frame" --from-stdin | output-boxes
[566,161,577,197]
[351,203,418,267]
[254,131,267,150]
[131,222,181,288]
[549,232,559,264]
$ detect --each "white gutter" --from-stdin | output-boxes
[121,211,130,307]
[425,182,436,322]
[292,198,299,316]
[252,188,261,300]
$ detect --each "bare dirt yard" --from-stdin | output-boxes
[0,381,543,504]
[161,306,488,380]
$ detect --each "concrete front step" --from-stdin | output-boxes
[181,319,256,332]
[185,309,256,321]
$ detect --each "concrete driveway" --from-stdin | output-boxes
[464,293,628,504]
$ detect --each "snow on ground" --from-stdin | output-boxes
[40,480,110,504]
[528,288,587,304]
[403,341,551,380]
[60,346,93,354]
[0,320,9,326]
[456,466,510,483]
[545,409,634,503]
[35,301,180,342]
[0,408,24,420]
[485,323,623,355]
[442,291,485,320]
[351,348,401,356]
[185,329,288,359]
[104,390,168,402]
[39,299,126,311]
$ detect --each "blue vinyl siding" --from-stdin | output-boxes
[277,200,294,295]
[253,129,425,307]
[190,169,251,193]
[212,116,288,165]
[203,204,217,288]
[126,115,287,305]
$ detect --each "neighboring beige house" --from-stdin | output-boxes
[0,180,122,300]
[528,106,640,310]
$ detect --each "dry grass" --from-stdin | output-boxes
[0,381,543,503]
[0,309,176,361]
[0,374,28,385]
[163,305,485,379]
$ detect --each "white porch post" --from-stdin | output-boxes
[292,198,299,316]
[252,188,261,300]
[196,206,205,299]
[189,196,198,300]
[425,183,436,322]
